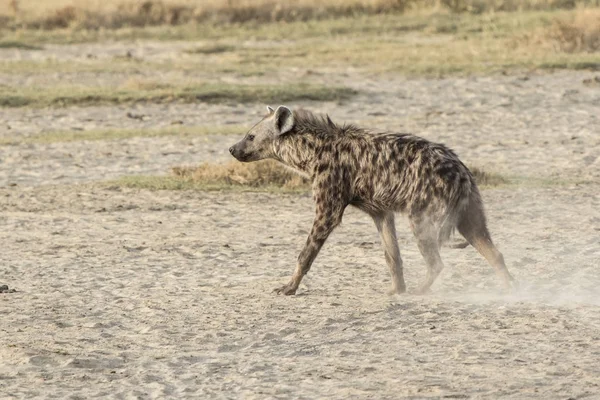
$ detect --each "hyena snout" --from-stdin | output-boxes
[229,142,250,162]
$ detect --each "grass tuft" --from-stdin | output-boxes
[171,160,310,190]
[519,8,600,53]
[545,9,600,52]
[0,95,30,107]
[470,167,509,187]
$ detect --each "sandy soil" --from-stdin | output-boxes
[1,42,600,399]
[2,67,599,185]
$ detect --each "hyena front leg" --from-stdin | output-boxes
[372,212,406,294]
[274,192,346,295]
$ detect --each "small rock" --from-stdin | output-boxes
[0,285,16,293]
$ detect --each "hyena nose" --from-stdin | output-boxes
[229,146,234,155]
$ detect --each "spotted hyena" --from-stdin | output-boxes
[229,106,516,295]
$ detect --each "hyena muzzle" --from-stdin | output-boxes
[229,106,516,295]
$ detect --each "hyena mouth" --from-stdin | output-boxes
[235,153,252,162]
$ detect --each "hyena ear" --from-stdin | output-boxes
[266,105,274,115]
[274,105,294,135]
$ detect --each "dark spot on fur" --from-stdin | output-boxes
[436,164,456,179]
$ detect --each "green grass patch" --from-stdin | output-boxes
[184,44,236,54]
[0,96,30,107]
[539,60,600,70]
[0,125,245,146]
[0,82,357,108]
[0,40,44,50]
[0,59,150,75]
[110,176,221,191]
[110,175,307,193]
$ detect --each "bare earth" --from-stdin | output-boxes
[1,41,600,399]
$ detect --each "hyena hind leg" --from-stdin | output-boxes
[372,212,406,295]
[457,200,516,290]
[409,216,446,295]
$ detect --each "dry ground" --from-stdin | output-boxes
[2,182,600,398]
[1,10,600,399]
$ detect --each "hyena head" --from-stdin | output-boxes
[229,105,294,162]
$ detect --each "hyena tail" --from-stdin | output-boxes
[455,183,516,288]
[437,176,474,245]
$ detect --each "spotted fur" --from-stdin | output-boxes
[229,106,516,295]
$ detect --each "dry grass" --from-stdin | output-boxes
[542,8,600,52]
[1,8,598,77]
[1,0,599,30]
[0,3,597,96]
[113,160,507,192]
[171,160,310,191]
[2,0,414,30]
[516,8,600,52]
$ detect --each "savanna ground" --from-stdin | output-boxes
[1,1,600,398]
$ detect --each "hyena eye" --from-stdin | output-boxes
[247,135,255,141]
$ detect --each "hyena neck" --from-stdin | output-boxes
[272,134,318,177]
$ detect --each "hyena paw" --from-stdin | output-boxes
[273,283,297,296]
[388,283,407,295]
[505,276,519,292]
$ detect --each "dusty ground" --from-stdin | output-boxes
[1,41,600,399]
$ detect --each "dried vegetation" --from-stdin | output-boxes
[1,0,599,30]
[539,8,600,52]
[171,160,310,191]
[145,160,508,192]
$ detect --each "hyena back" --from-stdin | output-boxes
[229,106,515,295]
